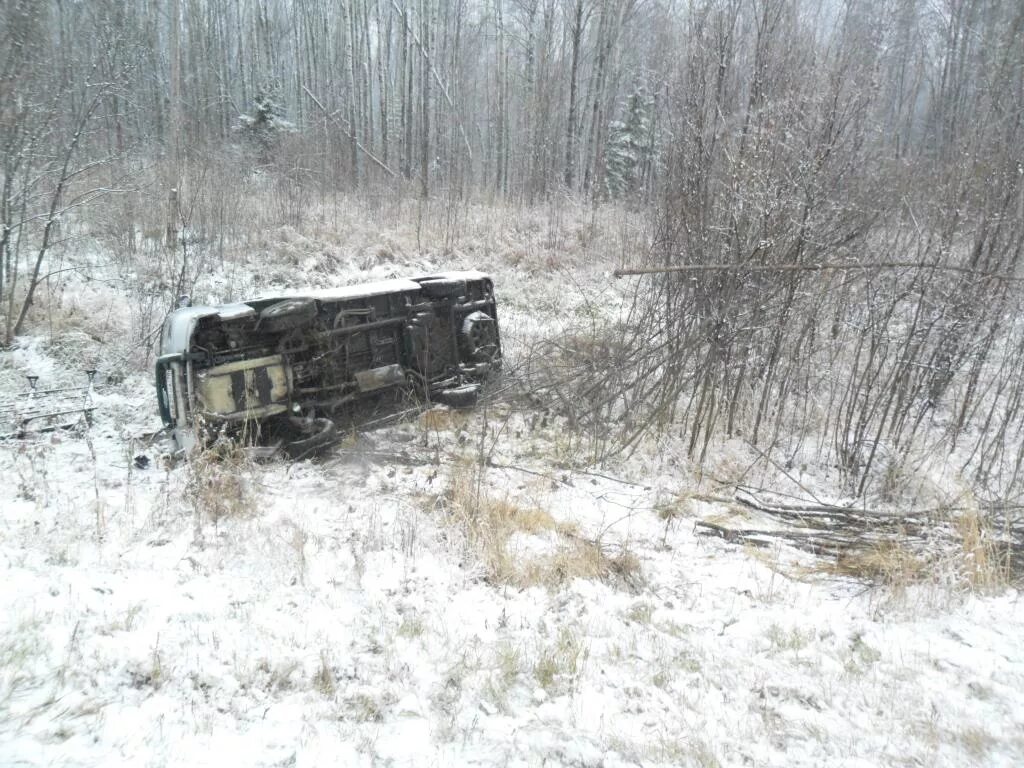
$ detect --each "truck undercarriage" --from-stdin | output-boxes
[156,271,501,456]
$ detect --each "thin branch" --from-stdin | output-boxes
[302,85,397,178]
[613,261,1024,283]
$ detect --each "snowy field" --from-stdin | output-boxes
[2,202,1022,767]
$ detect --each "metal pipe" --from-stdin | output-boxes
[9,385,91,398]
[322,317,406,337]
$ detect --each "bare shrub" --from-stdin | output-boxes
[554,0,1024,514]
[521,319,637,464]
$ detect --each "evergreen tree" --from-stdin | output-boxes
[238,84,295,158]
[604,89,651,199]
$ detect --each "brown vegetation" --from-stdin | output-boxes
[441,458,641,590]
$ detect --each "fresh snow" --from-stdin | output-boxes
[1,209,1022,767]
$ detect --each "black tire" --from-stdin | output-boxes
[259,298,318,333]
[283,416,338,458]
[460,311,500,363]
[418,278,466,299]
[436,383,480,409]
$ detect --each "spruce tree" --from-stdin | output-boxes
[604,89,650,199]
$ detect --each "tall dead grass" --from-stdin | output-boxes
[828,509,1014,596]
[184,438,256,526]
[953,510,1014,592]
[441,459,641,590]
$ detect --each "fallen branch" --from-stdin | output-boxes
[302,86,397,178]
[692,489,1023,584]
[613,261,1024,283]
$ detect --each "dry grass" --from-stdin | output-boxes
[185,438,256,525]
[821,509,1013,596]
[517,538,641,588]
[442,459,642,590]
[958,725,997,761]
[420,407,469,432]
[831,541,930,590]
[533,628,588,694]
[952,509,1013,592]
[313,649,336,697]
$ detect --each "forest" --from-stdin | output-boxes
[2,1,1024,764]
[4,0,1023,490]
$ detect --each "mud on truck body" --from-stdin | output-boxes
[156,271,501,456]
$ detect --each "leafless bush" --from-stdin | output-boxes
[556,0,1024,516]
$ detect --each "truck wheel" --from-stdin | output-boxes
[460,311,500,363]
[418,278,466,299]
[436,383,480,409]
[259,298,318,332]
[283,416,338,458]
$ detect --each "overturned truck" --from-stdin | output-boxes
[156,271,501,455]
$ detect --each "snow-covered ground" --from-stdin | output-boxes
[2,202,1022,766]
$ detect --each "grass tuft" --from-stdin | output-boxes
[832,540,929,592]
[420,407,469,432]
[442,459,642,590]
[824,508,1013,595]
[953,509,1012,593]
[185,438,256,525]
[533,628,588,694]
[313,649,336,697]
